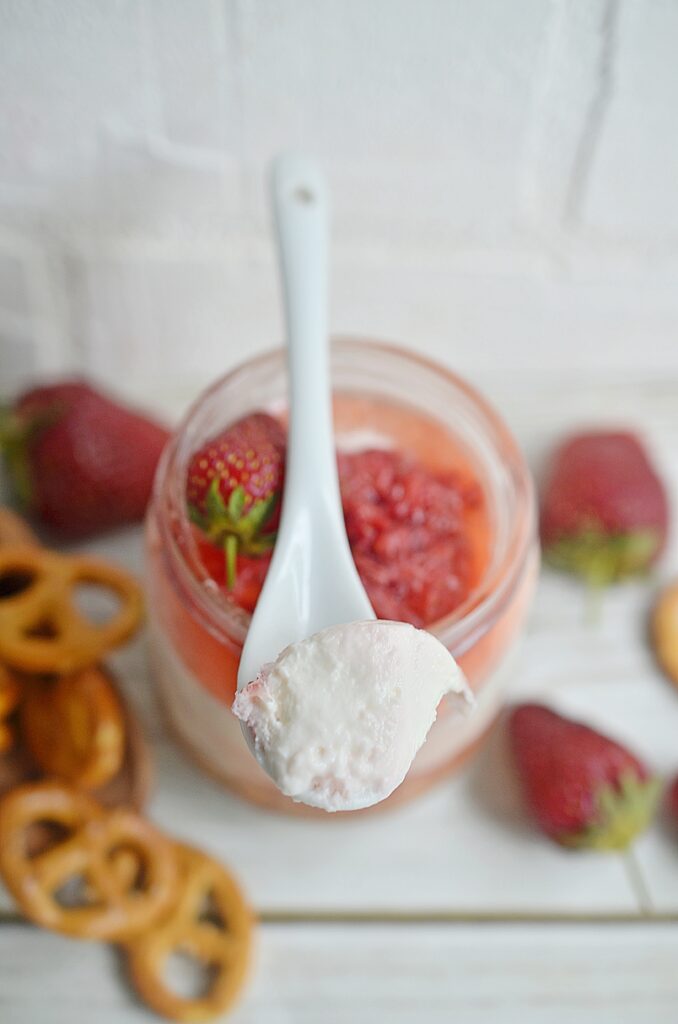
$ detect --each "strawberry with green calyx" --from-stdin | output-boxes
[509,703,660,851]
[540,431,669,587]
[0,380,170,539]
[186,412,285,588]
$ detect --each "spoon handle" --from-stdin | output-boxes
[271,155,343,526]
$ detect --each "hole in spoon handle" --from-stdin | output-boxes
[293,186,314,205]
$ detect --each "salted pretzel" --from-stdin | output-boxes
[0,663,20,753]
[125,844,253,1022]
[0,781,177,940]
[0,545,143,674]
[21,665,125,789]
[0,507,39,547]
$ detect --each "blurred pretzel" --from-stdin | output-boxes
[652,581,678,688]
[0,506,39,548]
[0,546,143,674]
[125,844,253,1022]
[0,781,177,940]
[0,663,20,753]
[21,665,125,789]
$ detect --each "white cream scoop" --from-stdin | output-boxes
[234,620,472,811]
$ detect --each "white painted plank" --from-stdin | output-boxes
[145,730,638,915]
[237,0,551,240]
[582,0,678,237]
[519,0,608,226]
[142,0,237,153]
[1,921,678,1023]
[59,246,678,396]
[4,378,678,918]
[3,2,678,389]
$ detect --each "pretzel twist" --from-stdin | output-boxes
[0,546,143,674]
[20,666,126,789]
[125,844,253,1022]
[0,782,177,940]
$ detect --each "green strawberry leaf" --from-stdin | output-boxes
[187,504,207,530]
[194,480,279,570]
[228,486,247,522]
[240,492,279,537]
[558,771,661,851]
[246,532,277,555]
[0,400,67,509]
[544,528,660,586]
[206,477,229,523]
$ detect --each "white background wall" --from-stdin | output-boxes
[1,0,677,413]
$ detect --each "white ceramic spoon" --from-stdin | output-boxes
[236,154,375,704]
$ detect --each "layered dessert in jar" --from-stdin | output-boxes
[146,339,538,813]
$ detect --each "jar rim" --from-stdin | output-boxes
[152,337,536,653]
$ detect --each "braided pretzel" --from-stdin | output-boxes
[20,665,125,790]
[0,663,20,753]
[0,546,143,674]
[0,782,177,940]
[0,506,39,548]
[125,844,253,1022]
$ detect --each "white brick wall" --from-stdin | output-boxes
[0,0,677,410]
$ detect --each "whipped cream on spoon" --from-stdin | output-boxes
[234,620,471,811]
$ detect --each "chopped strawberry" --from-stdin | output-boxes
[0,379,170,539]
[540,431,669,585]
[186,413,285,587]
[509,703,660,850]
[338,450,481,627]
[194,534,229,584]
[231,554,273,613]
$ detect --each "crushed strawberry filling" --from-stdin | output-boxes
[195,448,485,628]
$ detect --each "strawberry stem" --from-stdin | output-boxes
[225,534,238,590]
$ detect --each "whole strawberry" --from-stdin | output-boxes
[509,703,659,850]
[0,380,170,539]
[540,431,668,585]
[186,412,285,587]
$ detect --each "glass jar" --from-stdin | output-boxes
[146,339,538,814]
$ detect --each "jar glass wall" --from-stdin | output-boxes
[146,339,538,814]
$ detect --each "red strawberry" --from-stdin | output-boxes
[540,431,669,585]
[509,703,659,850]
[0,379,170,539]
[667,775,678,826]
[186,412,285,588]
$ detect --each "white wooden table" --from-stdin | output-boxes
[2,375,678,1023]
